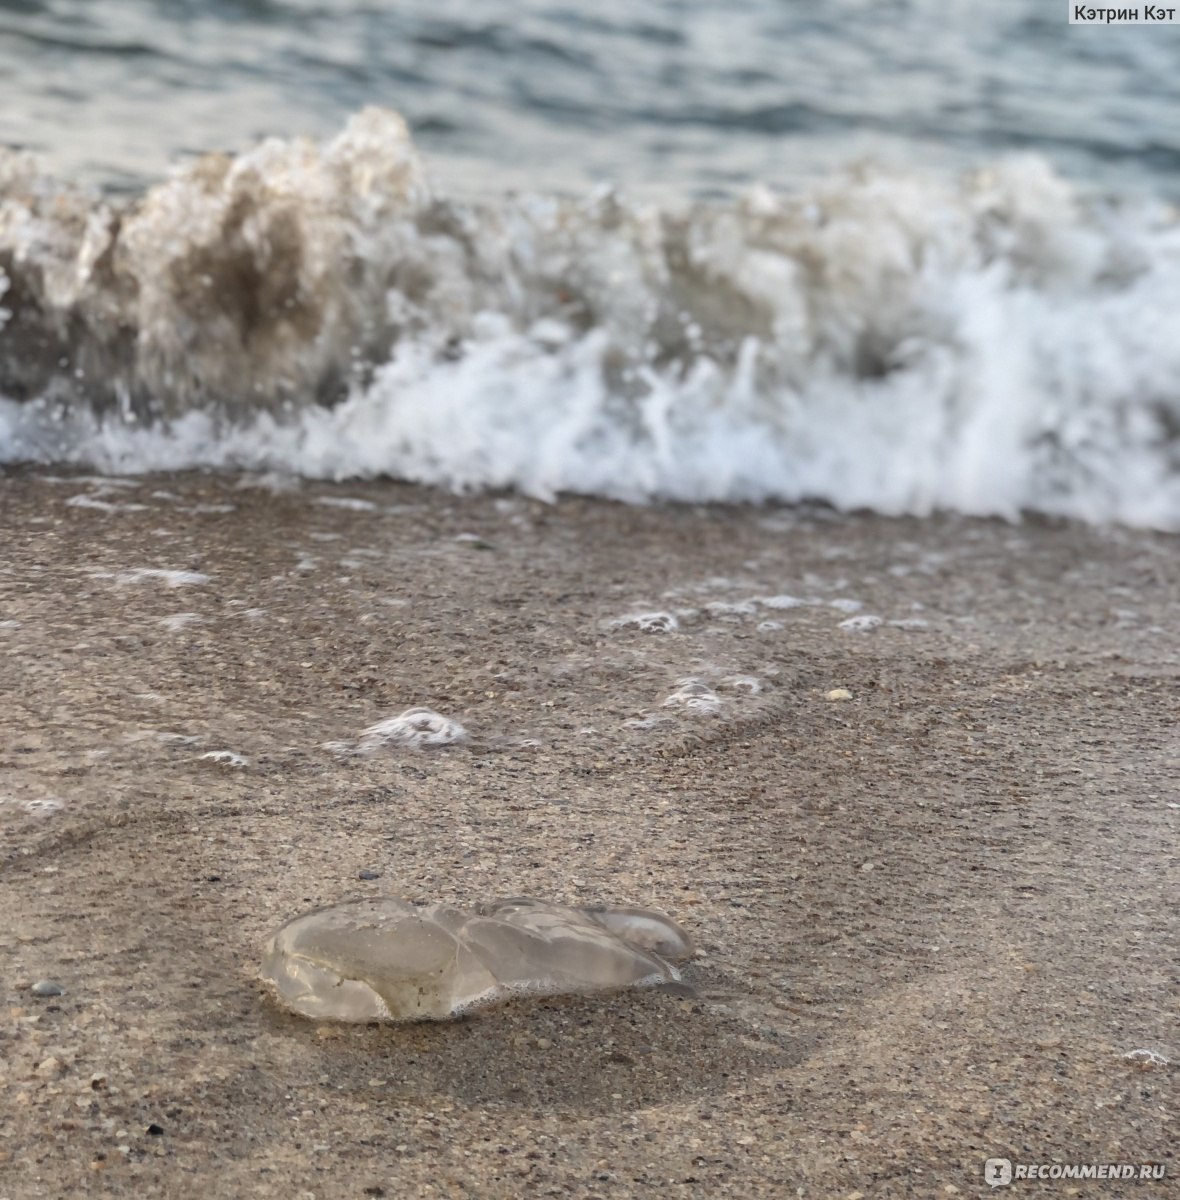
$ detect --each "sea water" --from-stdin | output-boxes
[2,2,1180,528]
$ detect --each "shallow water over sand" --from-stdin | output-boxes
[0,468,1175,1196]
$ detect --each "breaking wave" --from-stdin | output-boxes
[2,107,1180,527]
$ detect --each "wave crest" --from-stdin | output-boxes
[3,107,1180,527]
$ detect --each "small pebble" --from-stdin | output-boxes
[825,688,853,702]
[147,1123,165,1136]
[31,980,65,997]
[358,870,381,881]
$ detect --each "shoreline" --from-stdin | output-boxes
[1,467,1176,1197]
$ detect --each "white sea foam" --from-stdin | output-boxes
[721,675,763,694]
[624,714,672,731]
[64,494,150,513]
[705,600,758,617]
[200,750,248,768]
[180,502,236,514]
[608,611,680,634]
[839,615,884,633]
[360,706,467,751]
[25,798,64,816]
[92,568,209,587]
[758,595,809,610]
[36,475,140,489]
[4,111,1180,528]
[1122,1049,1170,1068]
[662,677,722,716]
[314,496,378,511]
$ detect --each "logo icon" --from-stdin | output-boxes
[985,1158,1013,1187]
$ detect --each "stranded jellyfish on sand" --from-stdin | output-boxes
[261,896,696,1022]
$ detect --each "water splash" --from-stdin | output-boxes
[5,109,1180,527]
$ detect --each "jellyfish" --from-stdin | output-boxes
[262,896,695,1023]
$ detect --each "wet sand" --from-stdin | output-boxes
[1,468,1175,1198]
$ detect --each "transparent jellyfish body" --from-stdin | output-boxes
[261,896,695,1023]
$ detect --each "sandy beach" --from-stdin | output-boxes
[1,467,1175,1198]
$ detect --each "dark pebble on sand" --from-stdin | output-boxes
[358,869,381,880]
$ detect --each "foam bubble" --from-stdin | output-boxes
[314,496,378,512]
[93,568,210,587]
[65,495,150,513]
[705,600,758,618]
[662,677,722,716]
[11,797,65,818]
[200,750,248,768]
[758,595,809,610]
[1122,1049,1170,1069]
[839,615,884,633]
[609,611,680,634]
[360,707,467,751]
[721,675,763,694]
